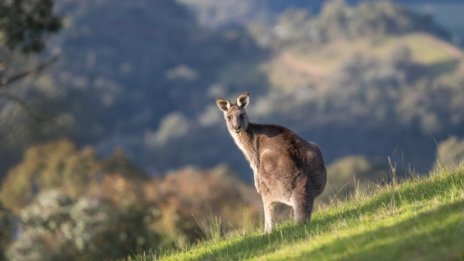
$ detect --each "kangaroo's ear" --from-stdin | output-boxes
[236,92,250,108]
[216,98,231,112]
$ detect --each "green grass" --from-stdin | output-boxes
[129,166,464,260]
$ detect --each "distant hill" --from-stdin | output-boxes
[266,33,464,90]
[151,1,464,178]
[181,0,464,46]
[1,0,464,182]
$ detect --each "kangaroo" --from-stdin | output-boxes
[216,92,327,233]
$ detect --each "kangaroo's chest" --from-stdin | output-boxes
[231,133,259,172]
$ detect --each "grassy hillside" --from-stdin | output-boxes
[129,165,464,260]
[267,33,464,90]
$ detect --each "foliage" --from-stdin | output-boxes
[0,0,62,180]
[1,0,463,181]
[0,139,261,259]
[1,1,464,258]
[258,45,464,165]
[142,165,464,260]
[0,0,61,53]
[0,0,269,180]
[143,1,463,176]
[321,155,391,202]
[265,0,449,48]
[149,165,261,247]
[0,139,148,212]
[317,47,464,134]
[6,190,161,261]
[1,140,160,260]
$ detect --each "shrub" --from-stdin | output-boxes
[7,190,161,261]
[434,136,464,169]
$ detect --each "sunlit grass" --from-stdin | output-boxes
[260,198,463,261]
[270,32,464,90]
[127,165,464,260]
[381,33,462,64]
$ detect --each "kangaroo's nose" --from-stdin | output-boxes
[232,119,240,129]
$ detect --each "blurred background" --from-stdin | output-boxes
[1,0,464,260]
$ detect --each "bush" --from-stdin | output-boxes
[434,136,464,169]
[320,155,391,202]
[1,139,262,257]
[0,139,147,212]
[152,165,261,247]
[7,190,161,261]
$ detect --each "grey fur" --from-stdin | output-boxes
[216,92,327,233]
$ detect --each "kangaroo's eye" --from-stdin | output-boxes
[227,116,232,120]
[239,114,244,119]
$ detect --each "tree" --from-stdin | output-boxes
[0,1,62,179]
[0,0,60,53]
[0,0,61,115]
[0,139,149,212]
[0,139,99,211]
[0,0,61,84]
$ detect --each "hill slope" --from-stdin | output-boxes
[267,33,464,90]
[3,0,464,181]
[132,165,464,260]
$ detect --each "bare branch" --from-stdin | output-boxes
[0,92,71,137]
[0,92,46,121]
[0,55,59,87]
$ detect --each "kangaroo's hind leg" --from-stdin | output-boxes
[263,199,276,233]
[292,186,315,224]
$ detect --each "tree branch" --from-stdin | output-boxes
[0,92,46,121]
[0,55,59,87]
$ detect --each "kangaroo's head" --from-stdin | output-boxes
[216,92,250,134]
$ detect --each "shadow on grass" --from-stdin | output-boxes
[182,172,463,260]
[293,200,464,261]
